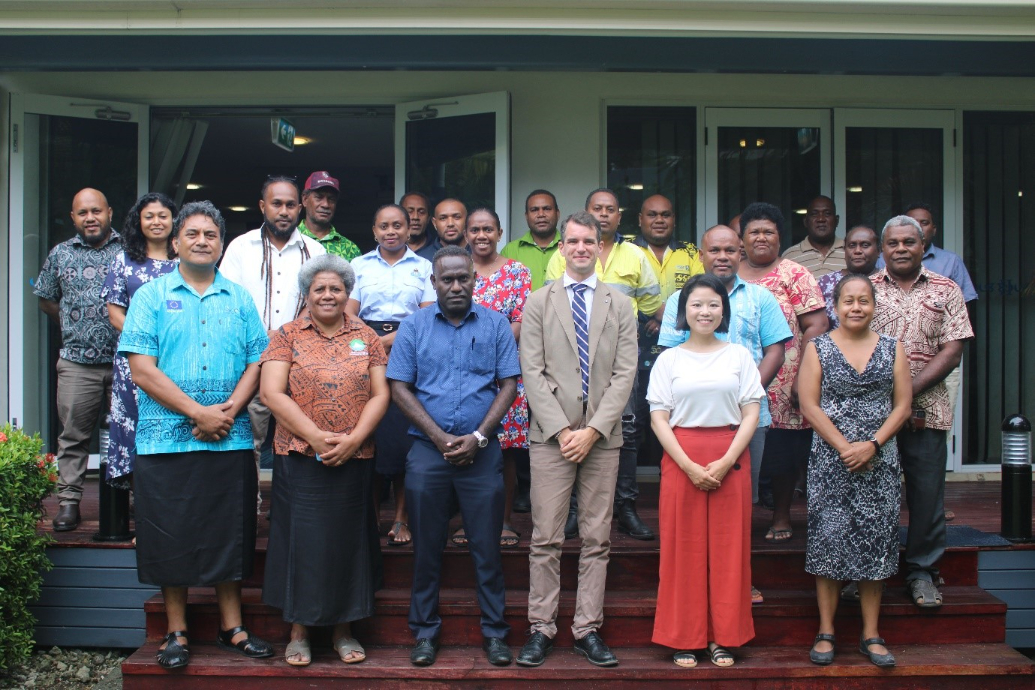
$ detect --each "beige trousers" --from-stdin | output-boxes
[55,359,113,505]
[527,441,619,640]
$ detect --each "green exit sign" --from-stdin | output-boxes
[271,117,295,152]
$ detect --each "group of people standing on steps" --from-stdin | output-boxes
[37,175,973,672]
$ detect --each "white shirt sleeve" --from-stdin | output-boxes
[736,345,766,408]
[646,348,674,413]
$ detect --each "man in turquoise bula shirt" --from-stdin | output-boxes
[121,200,272,669]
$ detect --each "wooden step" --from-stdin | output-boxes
[143,585,1006,647]
[241,545,981,591]
[121,642,1034,689]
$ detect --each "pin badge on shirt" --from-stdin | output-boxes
[349,338,368,355]
[166,300,182,311]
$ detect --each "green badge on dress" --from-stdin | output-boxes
[349,338,367,353]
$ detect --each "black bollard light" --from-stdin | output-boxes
[93,422,132,542]
[1001,414,1032,543]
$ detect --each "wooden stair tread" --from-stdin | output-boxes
[122,643,1034,682]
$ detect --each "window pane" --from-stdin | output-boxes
[963,111,1035,464]
[406,112,495,210]
[717,126,821,251]
[606,106,696,242]
[844,127,943,238]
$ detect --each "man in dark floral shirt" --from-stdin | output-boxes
[34,187,121,531]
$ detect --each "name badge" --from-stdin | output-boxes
[166,300,182,311]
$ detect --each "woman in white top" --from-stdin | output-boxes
[648,273,764,669]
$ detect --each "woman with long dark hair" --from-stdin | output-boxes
[102,192,178,488]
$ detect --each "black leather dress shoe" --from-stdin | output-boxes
[483,636,512,666]
[410,636,440,666]
[616,501,655,540]
[53,503,80,532]
[516,631,554,667]
[564,511,579,540]
[513,493,531,514]
[573,631,619,667]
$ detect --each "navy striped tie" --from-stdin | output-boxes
[572,283,590,398]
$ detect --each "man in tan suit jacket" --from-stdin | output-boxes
[516,211,638,668]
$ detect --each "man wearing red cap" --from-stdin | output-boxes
[299,171,361,261]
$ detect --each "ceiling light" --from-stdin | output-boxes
[848,186,863,193]
[739,139,747,148]
[228,206,249,212]
[756,138,765,147]
[1019,190,1024,198]
[293,136,312,146]
[186,183,202,190]
[794,209,807,215]
[627,184,644,191]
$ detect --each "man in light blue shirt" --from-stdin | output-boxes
[346,203,436,549]
[121,201,272,669]
[658,225,791,504]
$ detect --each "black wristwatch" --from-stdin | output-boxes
[869,438,881,453]
[472,430,489,448]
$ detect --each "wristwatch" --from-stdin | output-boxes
[869,438,881,453]
[472,430,489,448]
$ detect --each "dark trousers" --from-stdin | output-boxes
[405,438,508,640]
[898,429,947,583]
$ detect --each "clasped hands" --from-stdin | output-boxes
[839,441,876,473]
[681,456,733,491]
[556,427,601,464]
[310,430,362,466]
[191,401,235,442]
[434,433,481,466]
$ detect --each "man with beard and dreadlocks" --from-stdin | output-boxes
[220,176,325,504]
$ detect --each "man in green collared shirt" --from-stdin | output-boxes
[299,171,361,261]
[500,189,561,291]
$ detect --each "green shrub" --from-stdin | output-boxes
[0,424,55,675]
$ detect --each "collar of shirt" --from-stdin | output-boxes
[516,230,560,250]
[371,245,422,266]
[69,230,122,248]
[168,266,233,299]
[562,272,598,291]
[298,220,345,243]
[727,274,747,295]
[246,226,309,250]
[799,236,845,254]
[429,299,479,325]
[631,234,684,252]
[874,265,931,290]
[298,312,362,338]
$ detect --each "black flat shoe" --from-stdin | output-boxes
[410,636,440,666]
[53,503,80,532]
[483,636,512,666]
[216,625,273,658]
[516,631,554,667]
[809,633,835,665]
[859,637,896,667]
[156,631,189,669]
[573,631,618,667]
[513,493,532,513]
[564,511,579,540]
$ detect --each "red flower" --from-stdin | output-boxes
[0,432,7,442]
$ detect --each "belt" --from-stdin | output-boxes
[366,320,400,334]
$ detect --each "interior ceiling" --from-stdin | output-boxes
[168,112,393,248]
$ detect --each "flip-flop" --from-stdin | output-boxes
[765,527,793,542]
[672,651,697,668]
[284,638,311,667]
[387,521,411,547]
[500,524,520,547]
[451,527,469,547]
[333,637,366,664]
[751,586,764,605]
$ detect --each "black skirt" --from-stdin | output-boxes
[263,453,384,626]
[374,401,415,476]
[135,449,257,587]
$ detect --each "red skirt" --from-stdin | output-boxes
[652,426,754,650]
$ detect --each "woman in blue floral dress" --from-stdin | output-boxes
[463,207,530,547]
[101,193,179,488]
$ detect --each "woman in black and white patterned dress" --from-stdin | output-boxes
[797,274,912,668]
